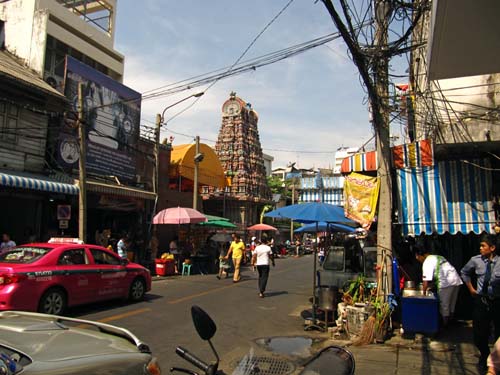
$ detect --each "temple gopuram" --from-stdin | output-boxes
[202,92,272,229]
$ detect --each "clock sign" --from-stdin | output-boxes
[59,138,80,165]
[223,101,241,115]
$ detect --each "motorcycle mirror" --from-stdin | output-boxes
[191,305,217,341]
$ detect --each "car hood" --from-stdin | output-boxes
[0,313,141,361]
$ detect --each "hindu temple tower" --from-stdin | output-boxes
[203,92,271,228]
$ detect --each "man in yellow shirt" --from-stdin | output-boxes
[226,234,245,282]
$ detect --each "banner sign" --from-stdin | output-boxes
[343,172,380,229]
[61,56,141,181]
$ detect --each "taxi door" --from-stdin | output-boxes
[56,248,95,305]
[89,248,127,300]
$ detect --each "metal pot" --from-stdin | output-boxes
[317,287,338,311]
[404,280,416,289]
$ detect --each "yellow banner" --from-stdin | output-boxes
[343,172,380,229]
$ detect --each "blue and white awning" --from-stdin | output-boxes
[0,172,78,195]
[396,160,495,236]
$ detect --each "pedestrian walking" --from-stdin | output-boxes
[251,238,275,298]
[116,235,129,259]
[461,234,500,372]
[225,234,245,283]
[216,245,230,280]
[414,246,463,327]
[1,233,16,251]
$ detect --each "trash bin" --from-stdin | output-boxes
[155,258,175,276]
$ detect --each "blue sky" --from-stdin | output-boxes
[114,1,379,169]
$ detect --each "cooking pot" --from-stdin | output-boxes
[404,280,416,289]
[317,286,338,311]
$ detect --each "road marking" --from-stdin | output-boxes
[167,262,307,305]
[96,307,152,323]
[168,284,236,304]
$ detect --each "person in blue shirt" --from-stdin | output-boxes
[461,234,500,372]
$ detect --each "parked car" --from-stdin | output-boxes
[0,239,151,315]
[0,310,161,375]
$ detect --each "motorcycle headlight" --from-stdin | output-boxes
[145,357,161,375]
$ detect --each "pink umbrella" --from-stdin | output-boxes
[153,207,207,224]
[247,223,278,231]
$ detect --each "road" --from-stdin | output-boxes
[70,255,322,373]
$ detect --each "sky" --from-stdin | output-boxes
[114,1,381,170]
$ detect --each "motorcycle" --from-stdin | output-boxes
[170,305,355,375]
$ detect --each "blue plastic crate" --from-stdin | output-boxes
[402,296,439,334]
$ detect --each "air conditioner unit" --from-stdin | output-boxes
[44,74,64,93]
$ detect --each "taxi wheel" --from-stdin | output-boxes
[129,278,146,302]
[39,288,67,315]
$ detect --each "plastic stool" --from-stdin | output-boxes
[182,263,192,276]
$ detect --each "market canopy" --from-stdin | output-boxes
[198,214,236,228]
[170,143,225,188]
[294,222,356,234]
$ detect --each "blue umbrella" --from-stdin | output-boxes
[294,222,356,234]
[265,202,355,224]
[266,202,355,331]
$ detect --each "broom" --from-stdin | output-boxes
[353,254,386,346]
[353,313,376,346]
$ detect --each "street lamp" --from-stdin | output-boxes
[153,92,204,197]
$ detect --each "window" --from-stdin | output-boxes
[323,247,344,271]
[90,249,120,265]
[57,249,88,265]
[0,102,19,142]
[0,247,51,263]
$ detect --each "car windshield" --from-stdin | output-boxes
[0,246,52,263]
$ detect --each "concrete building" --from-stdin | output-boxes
[0,0,124,91]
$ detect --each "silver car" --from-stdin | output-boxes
[0,311,161,375]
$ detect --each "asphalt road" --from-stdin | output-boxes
[70,255,324,373]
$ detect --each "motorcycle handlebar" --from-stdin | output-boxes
[175,346,211,375]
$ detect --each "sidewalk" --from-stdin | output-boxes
[332,320,482,374]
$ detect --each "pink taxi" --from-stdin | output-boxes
[0,239,151,315]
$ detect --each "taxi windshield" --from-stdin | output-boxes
[0,246,52,263]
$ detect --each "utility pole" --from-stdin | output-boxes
[374,0,393,297]
[321,0,393,297]
[77,82,87,242]
[290,180,295,245]
[154,113,161,196]
[193,135,200,209]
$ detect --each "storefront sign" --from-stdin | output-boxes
[343,172,380,229]
[57,204,71,220]
[61,56,141,182]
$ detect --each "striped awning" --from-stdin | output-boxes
[86,181,156,200]
[396,160,495,236]
[341,140,434,173]
[0,172,78,195]
[340,150,377,173]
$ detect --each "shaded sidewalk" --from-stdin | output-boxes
[336,320,481,374]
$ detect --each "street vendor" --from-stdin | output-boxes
[415,245,463,327]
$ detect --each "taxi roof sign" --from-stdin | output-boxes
[48,238,84,244]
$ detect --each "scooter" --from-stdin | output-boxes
[170,306,355,375]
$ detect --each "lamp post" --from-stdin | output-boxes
[154,92,204,198]
[193,135,204,209]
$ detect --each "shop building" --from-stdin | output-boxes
[0,48,71,243]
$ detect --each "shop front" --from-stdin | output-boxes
[0,171,79,243]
